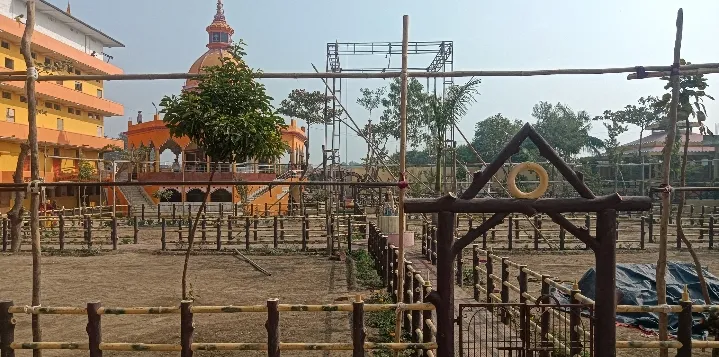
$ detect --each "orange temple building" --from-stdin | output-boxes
[119,0,307,214]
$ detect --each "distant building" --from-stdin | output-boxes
[0,0,124,211]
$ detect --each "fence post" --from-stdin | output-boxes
[266,298,280,357]
[0,300,15,357]
[404,262,413,332]
[689,204,695,226]
[558,225,566,250]
[422,280,433,357]
[540,275,550,348]
[280,216,285,242]
[352,295,365,357]
[57,213,64,251]
[501,258,510,323]
[227,216,233,242]
[111,215,118,251]
[157,203,161,221]
[264,203,269,217]
[507,215,513,250]
[253,215,258,241]
[161,218,166,251]
[430,227,437,265]
[472,245,480,301]
[245,217,251,250]
[216,218,222,251]
[234,203,238,217]
[569,283,582,356]
[676,286,693,357]
[201,214,207,242]
[533,216,540,250]
[85,215,93,249]
[301,215,308,252]
[648,213,654,243]
[87,302,102,357]
[486,252,494,303]
[181,300,193,357]
[392,247,399,301]
[219,204,224,218]
[513,218,519,248]
[133,216,139,244]
[172,204,177,221]
[347,217,353,253]
[1,218,6,252]
[710,215,715,250]
[412,271,422,352]
[518,265,527,304]
[273,216,279,249]
[421,223,427,255]
[141,203,145,222]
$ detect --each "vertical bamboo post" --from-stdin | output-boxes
[180,300,193,357]
[245,217,250,250]
[352,295,365,357]
[648,213,654,243]
[215,218,221,251]
[392,247,400,301]
[266,298,280,357]
[273,216,279,248]
[513,218,519,249]
[472,244,480,301]
[111,215,117,251]
[403,262,413,332]
[86,302,102,357]
[411,272,422,349]
[709,215,715,249]
[133,216,139,244]
[507,215,513,250]
[394,13,410,345]
[201,214,207,242]
[85,215,92,249]
[540,275,551,355]
[172,204,176,221]
[58,214,64,251]
[431,226,437,265]
[533,215,540,250]
[1,218,6,252]
[141,203,145,222]
[347,216,352,253]
[518,266,527,304]
[301,215,308,251]
[253,215,258,241]
[161,218,166,251]
[422,281,432,357]
[421,223,427,255]
[157,203,160,221]
[640,216,646,250]
[569,283,581,356]
[0,300,15,357]
[486,253,494,303]
[676,286,692,357]
[280,216,285,241]
[500,258,509,323]
[584,213,591,249]
[559,225,566,250]
[227,216,233,242]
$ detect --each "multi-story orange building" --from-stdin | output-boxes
[0,0,124,211]
[121,0,306,214]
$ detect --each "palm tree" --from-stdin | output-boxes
[424,78,481,194]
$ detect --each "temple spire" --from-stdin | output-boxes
[66,1,71,14]
[214,0,225,22]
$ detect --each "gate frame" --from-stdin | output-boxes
[404,123,651,357]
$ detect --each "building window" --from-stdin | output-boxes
[44,57,51,66]
[53,103,60,111]
[6,108,14,122]
[76,109,82,116]
[1,41,8,49]
[97,126,103,137]
[56,118,64,130]
[68,107,74,114]
[53,148,59,156]
[74,81,82,91]
[19,96,26,103]
[1,92,10,100]
[45,101,53,109]
[4,58,13,70]
[97,89,103,98]
[74,69,80,75]
[31,52,36,59]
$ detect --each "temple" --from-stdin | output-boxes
[120,0,307,214]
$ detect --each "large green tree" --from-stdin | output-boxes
[532,102,604,160]
[471,113,524,162]
[378,77,430,148]
[160,42,287,299]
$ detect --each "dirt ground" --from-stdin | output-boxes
[0,252,359,356]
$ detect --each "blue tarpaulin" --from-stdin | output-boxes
[558,262,719,336]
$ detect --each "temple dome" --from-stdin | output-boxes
[184,0,236,90]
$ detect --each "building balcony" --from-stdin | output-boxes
[0,120,123,150]
[0,72,124,116]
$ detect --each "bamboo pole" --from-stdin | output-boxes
[0,62,717,82]
[395,14,409,346]
[8,342,438,351]
[657,10,683,357]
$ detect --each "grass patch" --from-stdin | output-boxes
[348,249,383,289]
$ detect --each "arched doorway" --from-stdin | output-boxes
[210,188,232,202]
[161,189,182,202]
[186,188,205,202]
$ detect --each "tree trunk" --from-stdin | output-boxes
[20,2,42,356]
[9,142,29,252]
[657,11,683,357]
[182,169,216,300]
[639,130,645,195]
[434,139,443,194]
[676,116,711,304]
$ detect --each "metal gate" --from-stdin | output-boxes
[458,299,593,357]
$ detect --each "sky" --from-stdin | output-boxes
[54,0,719,165]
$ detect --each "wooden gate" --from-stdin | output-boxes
[458,300,593,357]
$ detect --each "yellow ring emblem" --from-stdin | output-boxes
[507,162,549,199]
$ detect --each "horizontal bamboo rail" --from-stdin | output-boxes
[10,342,438,351]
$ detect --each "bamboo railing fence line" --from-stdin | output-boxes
[466,246,719,355]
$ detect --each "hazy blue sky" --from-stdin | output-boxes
[55,0,719,164]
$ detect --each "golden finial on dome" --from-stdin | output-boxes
[214,0,226,22]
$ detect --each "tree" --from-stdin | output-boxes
[8,142,29,252]
[160,42,287,300]
[594,111,629,192]
[357,87,386,177]
[532,102,604,160]
[278,89,343,165]
[101,144,151,181]
[424,78,481,193]
[471,114,524,161]
[379,77,430,148]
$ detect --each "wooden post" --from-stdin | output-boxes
[431,226,437,265]
[676,288,693,357]
[0,300,16,357]
[264,202,269,217]
[157,203,161,221]
[219,204,224,219]
[648,213,654,243]
[227,216,233,242]
[392,247,399,301]
[172,203,176,221]
[244,217,250,250]
[559,225,566,250]
[540,274,550,356]
[640,216,646,250]
[403,262,413,332]
[472,245,480,301]
[301,215,308,251]
[486,252,494,303]
[513,218,519,249]
[161,218,166,251]
[180,300,193,357]
[689,204,694,226]
[569,284,581,356]
[518,266,527,304]
[507,215,513,250]
[584,213,591,249]
[133,216,139,244]
[421,223,427,255]
[85,215,92,249]
[266,298,280,357]
[1,218,6,252]
[273,216,279,248]
[141,203,145,222]
[86,302,102,357]
[411,271,422,350]
[216,218,222,251]
[234,203,238,217]
[280,216,285,241]
[422,281,432,357]
[347,216,352,253]
[58,214,65,251]
[111,215,117,251]
[533,215,540,250]
[201,214,207,242]
[352,295,365,357]
[253,215,258,241]
[709,215,715,249]
[594,209,617,357]
[435,211,456,357]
